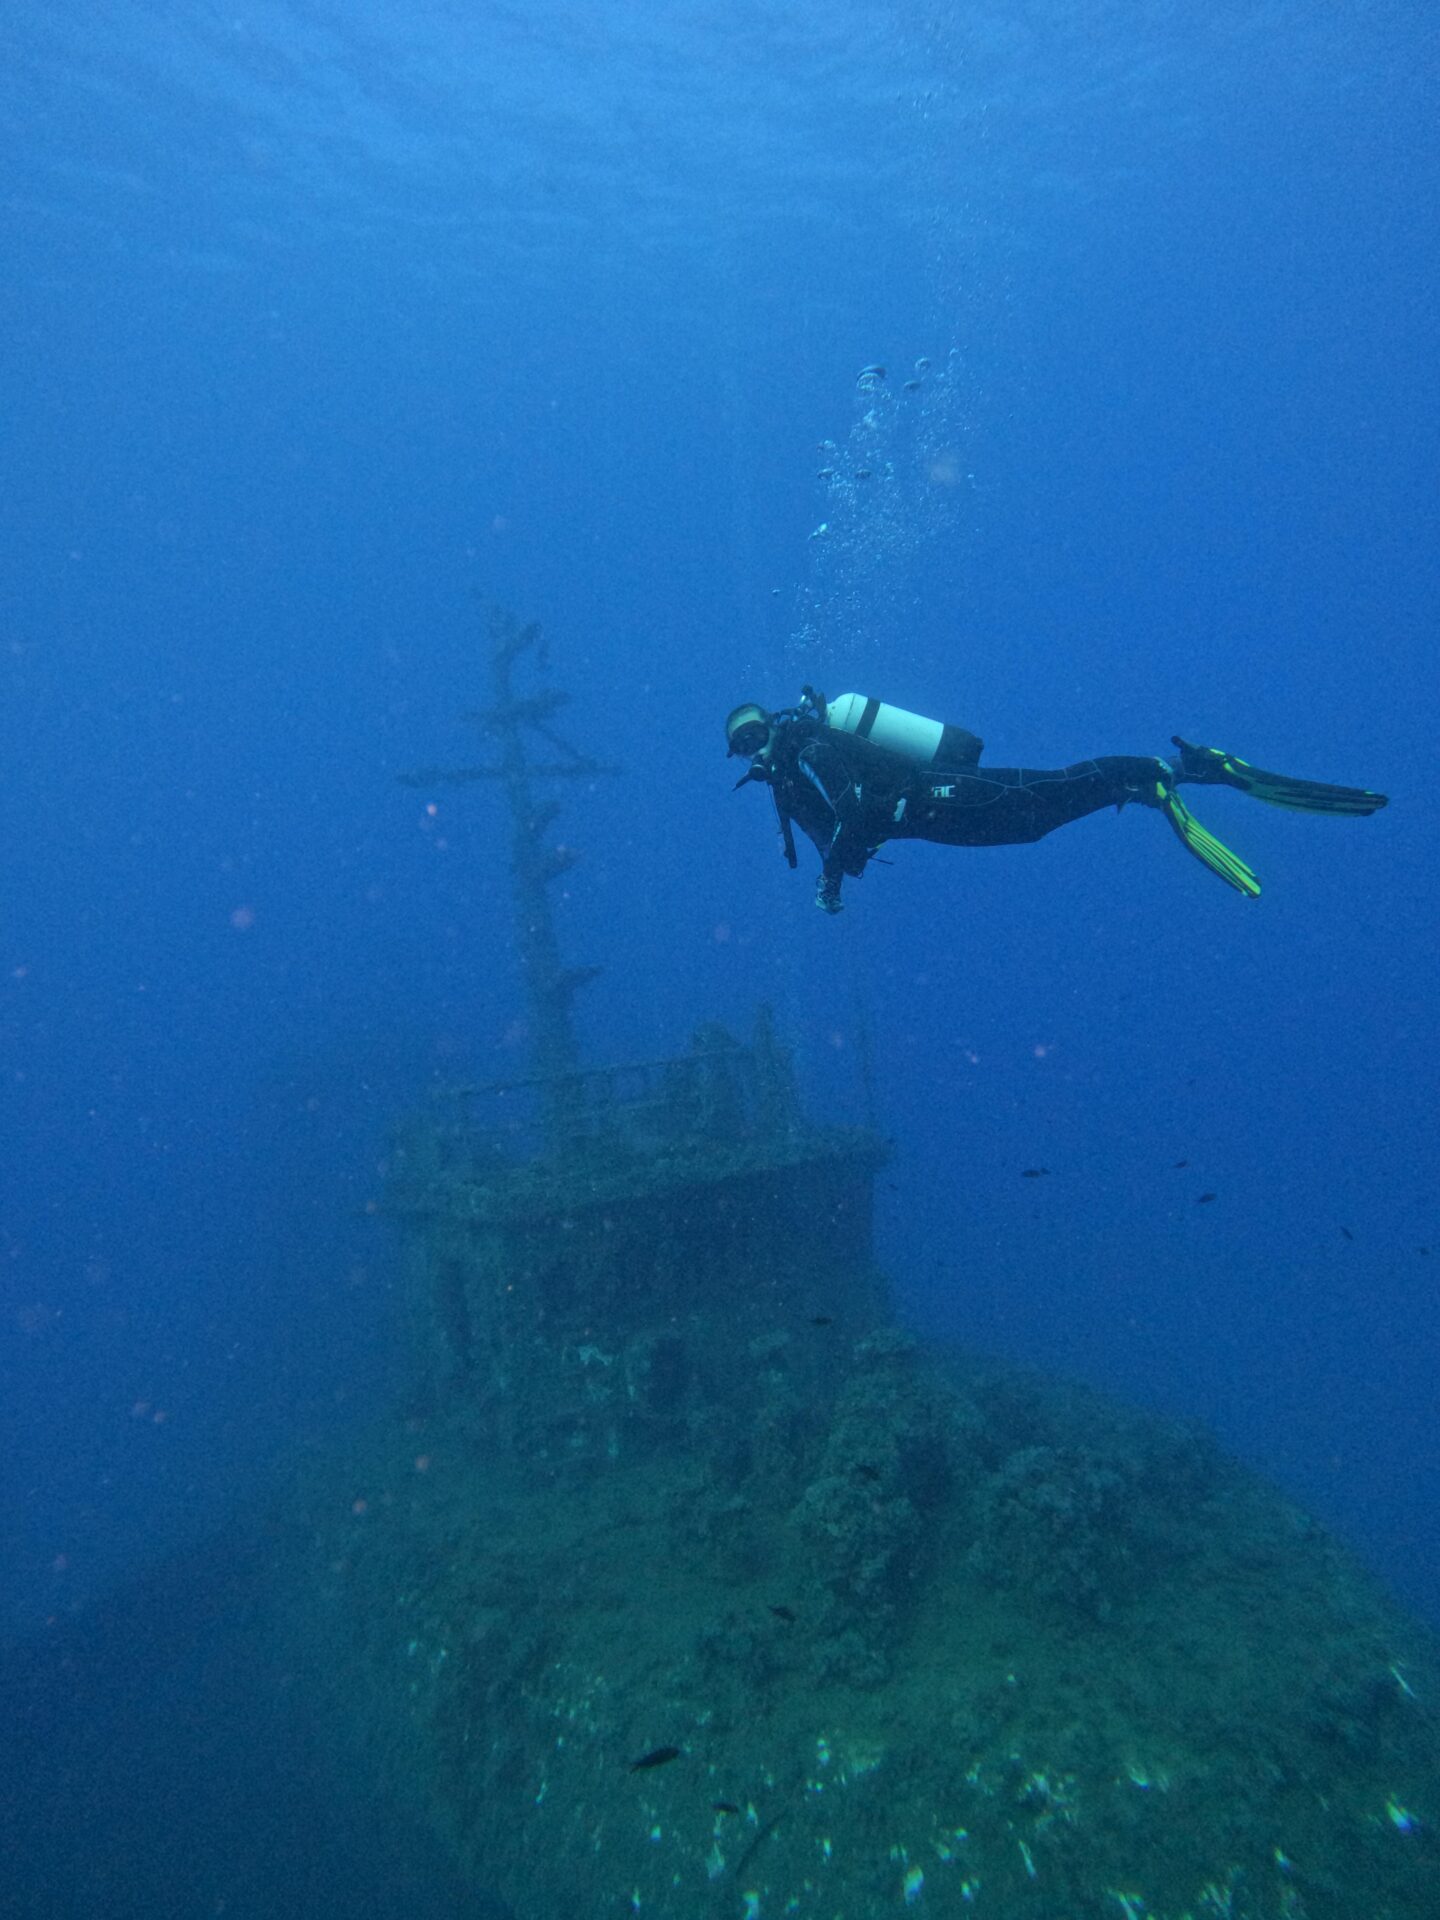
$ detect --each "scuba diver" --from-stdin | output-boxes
[727,689,1387,913]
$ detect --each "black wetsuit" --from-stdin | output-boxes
[757,709,1164,905]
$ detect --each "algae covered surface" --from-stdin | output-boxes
[280,1330,1438,1920]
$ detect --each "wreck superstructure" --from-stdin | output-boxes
[386,1010,889,1463]
[390,610,888,1460]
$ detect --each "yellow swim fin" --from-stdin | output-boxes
[1171,737,1387,815]
[1155,781,1261,897]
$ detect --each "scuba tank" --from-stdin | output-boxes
[820,691,984,769]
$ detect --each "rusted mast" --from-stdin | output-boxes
[401,608,617,1148]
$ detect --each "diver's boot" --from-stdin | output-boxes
[1147,762,1262,897]
[1171,737,1388,816]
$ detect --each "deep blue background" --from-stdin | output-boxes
[2,4,1436,1913]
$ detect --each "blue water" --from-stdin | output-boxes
[2,4,1436,1913]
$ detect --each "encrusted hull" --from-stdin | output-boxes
[283,1333,1438,1920]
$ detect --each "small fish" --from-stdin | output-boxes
[857,363,886,384]
[854,467,873,479]
[914,356,931,372]
[1340,1226,1354,1242]
[1173,1159,1189,1169]
[713,1801,740,1816]
[629,1745,681,1772]
[1420,1247,1431,1257]
[768,1604,797,1623]
[903,378,922,391]
[1196,1192,1217,1205]
[809,1314,834,1327]
[854,1463,881,1482]
[1020,1167,1050,1179]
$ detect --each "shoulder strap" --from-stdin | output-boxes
[772,789,799,868]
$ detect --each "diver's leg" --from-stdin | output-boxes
[1171,737,1388,815]
[906,757,1164,845]
[910,757,1263,896]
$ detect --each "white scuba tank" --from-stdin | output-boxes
[825,693,983,769]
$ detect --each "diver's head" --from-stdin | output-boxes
[725,703,773,759]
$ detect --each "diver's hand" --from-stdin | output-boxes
[815,875,844,915]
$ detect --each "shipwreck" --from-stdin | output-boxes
[278,612,1438,1920]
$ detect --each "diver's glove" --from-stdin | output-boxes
[815,874,844,915]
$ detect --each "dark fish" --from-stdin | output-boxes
[1420,1247,1431,1257]
[1197,1192,1217,1205]
[1021,1167,1050,1179]
[713,1801,740,1816]
[768,1604,797,1623]
[809,1314,834,1327]
[854,1463,881,1482]
[857,363,886,384]
[629,1746,681,1772]
[1340,1226,1354,1241]
[1173,1159,1189,1169]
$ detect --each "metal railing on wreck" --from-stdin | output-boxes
[395,1012,814,1185]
